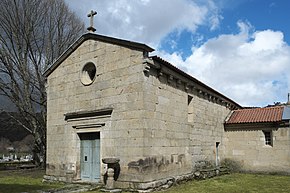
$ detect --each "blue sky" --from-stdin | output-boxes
[66,0,290,107]
[160,0,290,59]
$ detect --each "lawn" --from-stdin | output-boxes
[85,173,290,193]
[160,173,290,193]
[0,169,63,193]
[1,170,290,193]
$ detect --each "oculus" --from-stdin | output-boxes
[80,62,96,85]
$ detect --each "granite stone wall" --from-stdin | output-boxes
[139,62,232,178]
[45,38,234,189]
[46,39,148,183]
[224,127,290,174]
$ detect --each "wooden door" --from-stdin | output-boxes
[80,133,100,182]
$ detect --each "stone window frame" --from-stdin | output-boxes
[263,130,273,146]
[187,95,194,122]
[80,62,97,86]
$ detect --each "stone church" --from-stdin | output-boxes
[43,29,290,190]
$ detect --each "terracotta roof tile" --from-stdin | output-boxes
[226,106,284,124]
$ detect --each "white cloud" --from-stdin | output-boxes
[65,0,222,47]
[160,22,290,107]
[65,1,290,107]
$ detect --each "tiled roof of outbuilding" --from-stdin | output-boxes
[226,106,284,124]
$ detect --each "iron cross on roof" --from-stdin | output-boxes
[87,10,97,32]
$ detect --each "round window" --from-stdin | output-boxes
[80,62,96,85]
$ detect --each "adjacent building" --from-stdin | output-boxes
[224,106,290,174]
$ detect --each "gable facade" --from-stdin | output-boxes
[45,34,155,185]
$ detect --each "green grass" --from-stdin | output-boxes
[0,169,63,193]
[85,173,290,193]
[162,173,290,193]
[1,170,290,193]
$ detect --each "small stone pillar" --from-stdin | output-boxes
[106,168,114,189]
[102,157,120,190]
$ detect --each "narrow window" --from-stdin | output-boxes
[263,131,273,146]
[188,95,193,122]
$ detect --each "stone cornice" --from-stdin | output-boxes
[144,56,241,110]
[64,108,113,121]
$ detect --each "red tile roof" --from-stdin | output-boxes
[226,106,284,124]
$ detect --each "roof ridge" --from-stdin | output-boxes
[233,106,283,112]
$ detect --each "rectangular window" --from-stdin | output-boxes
[188,95,193,122]
[263,131,273,146]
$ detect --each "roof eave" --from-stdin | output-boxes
[43,34,85,77]
[151,56,242,109]
[224,121,285,131]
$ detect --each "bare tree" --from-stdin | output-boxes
[0,0,85,166]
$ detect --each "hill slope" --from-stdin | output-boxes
[0,112,31,142]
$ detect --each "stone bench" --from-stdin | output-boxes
[19,164,36,169]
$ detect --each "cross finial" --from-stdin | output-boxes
[87,10,97,33]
